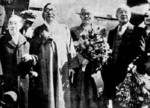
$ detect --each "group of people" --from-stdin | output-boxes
[0,2,150,108]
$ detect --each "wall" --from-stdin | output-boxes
[29,0,126,29]
[29,0,149,33]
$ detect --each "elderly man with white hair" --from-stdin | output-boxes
[24,2,84,108]
[101,4,146,108]
[70,6,108,108]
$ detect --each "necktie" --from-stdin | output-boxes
[118,25,123,36]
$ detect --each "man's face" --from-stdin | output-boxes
[80,11,93,24]
[43,4,56,23]
[0,5,5,27]
[116,8,130,24]
[8,17,22,35]
[144,12,150,26]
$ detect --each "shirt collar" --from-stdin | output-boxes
[118,22,130,33]
[119,22,129,29]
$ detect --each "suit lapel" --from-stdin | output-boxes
[122,23,134,39]
[111,26,118,43]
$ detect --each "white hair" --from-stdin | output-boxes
[8,15,23,30]
[9,15,23,23]
[116,4,131,19]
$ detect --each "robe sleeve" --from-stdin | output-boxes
[29,27,40,66]
[0,38,3,75]
[64,25,84,69]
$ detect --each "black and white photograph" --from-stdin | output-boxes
[0,0,150,108]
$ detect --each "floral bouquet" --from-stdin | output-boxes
[74,26,112,72]
[115,63,150,108]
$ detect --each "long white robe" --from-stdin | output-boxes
[30,21,76,108]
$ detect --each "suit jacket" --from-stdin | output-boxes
[108,23,145,67]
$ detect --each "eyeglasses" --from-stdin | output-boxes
[81,12,91,16]
[44,8,55,13]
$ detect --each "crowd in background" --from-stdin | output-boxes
[0,2,150,108]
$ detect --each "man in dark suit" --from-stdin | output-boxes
[102,4,146,107]
[26,3,82,108]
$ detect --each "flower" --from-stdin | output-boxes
[115,63,150,108]
[74,26,112,71]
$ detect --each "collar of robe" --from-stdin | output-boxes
[43,38,53,45]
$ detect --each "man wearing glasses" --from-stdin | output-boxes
[70,7,106,108]
[26,3,81,108]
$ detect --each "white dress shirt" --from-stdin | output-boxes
[117,22,129,36]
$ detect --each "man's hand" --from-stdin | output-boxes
[82,59,89,72]
[82,59,89,66]
[30,70,38,77]
[69,69,75,83]
[21,54,33,62]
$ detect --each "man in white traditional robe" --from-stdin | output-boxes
[23,3,83,108]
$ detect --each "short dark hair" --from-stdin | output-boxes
[42,3,57,20]
[43,3,52,12]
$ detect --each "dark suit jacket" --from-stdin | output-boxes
[102,23,146,97]
[108,23,145,67]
